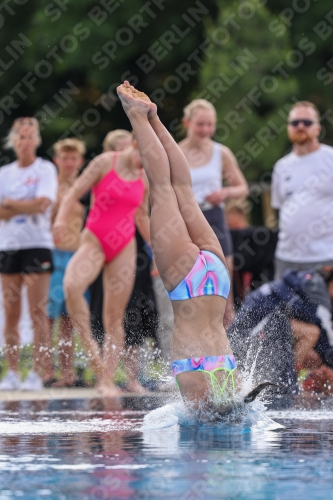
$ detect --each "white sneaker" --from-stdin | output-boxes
[0,370,21,390]
[20,371,44,391]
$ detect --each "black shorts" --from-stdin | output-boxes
[0,248,54,274]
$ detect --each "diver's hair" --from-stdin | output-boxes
[289,101,320,122]
[4,117,41,150]
[53,138,86,156]
[183,99,216,120]
[103,129,132,152]
[317,266,333,284]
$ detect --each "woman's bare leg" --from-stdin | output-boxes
[144,94,226,265]
[117,83,199,292]
[51,316,76,387]
[1,274,22,373]
[58,316,76,385]
[99,239,137,397]
[24,272,54,381]
[124,346,148,394]
[64,233,105,384]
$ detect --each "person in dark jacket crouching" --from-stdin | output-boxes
[228,267,333,407]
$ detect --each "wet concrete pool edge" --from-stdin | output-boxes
[0,389,167,402]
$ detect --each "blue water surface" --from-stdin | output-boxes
[1,395,333,500]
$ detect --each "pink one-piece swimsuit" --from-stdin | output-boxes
[85,153,145,262]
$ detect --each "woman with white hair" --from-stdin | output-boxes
[0,117,57,390]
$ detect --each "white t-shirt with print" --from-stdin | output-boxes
[271,144,333,263]
[0,158,58,251]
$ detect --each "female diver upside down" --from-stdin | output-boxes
[116,81,273,416]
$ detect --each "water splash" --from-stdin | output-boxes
[142,386,284,431]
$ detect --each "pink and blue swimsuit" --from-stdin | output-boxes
[171,355,237,400]
[167,250,236,395]
[172,355,236,378]
[167,250,230,301]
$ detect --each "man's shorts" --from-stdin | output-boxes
[48,249,74,319]
[48,248,89,319]
[0,248,53,274]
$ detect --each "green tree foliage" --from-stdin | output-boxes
[0,0,218,162]
[1,0,332,181]
[197,1,298,181]
[268,0,333,148]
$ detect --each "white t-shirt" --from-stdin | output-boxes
[271,144,333,262]
[0,158,58,251]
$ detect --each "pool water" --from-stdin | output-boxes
[1,395,333,500]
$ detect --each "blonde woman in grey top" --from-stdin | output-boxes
[179,99,249,326]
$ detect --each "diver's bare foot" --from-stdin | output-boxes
[96,381,123,398]
[117,81,150,115]
[124,81,157,118]
[127,81,157,119]
[51,375,76,388]
[124,380,149,394]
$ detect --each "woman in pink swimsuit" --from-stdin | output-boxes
[53,141,150,397]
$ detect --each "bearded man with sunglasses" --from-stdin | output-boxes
[271,101,333,279]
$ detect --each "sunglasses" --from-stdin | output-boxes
[13,117,39,129]
[288,119,316,127]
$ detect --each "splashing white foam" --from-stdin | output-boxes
[141,398,283,431]
[141,354,287,431]
[142,403,183,430]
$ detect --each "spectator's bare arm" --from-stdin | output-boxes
[205,146,248,205]
[53,154,104,242]
[291,319,322,369]
[221,146,249,198]
[0,206,17,220]
[2,197,51,214]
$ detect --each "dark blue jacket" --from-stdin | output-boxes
[230,269,333,366]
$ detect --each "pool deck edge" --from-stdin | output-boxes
[0,388,166,402]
